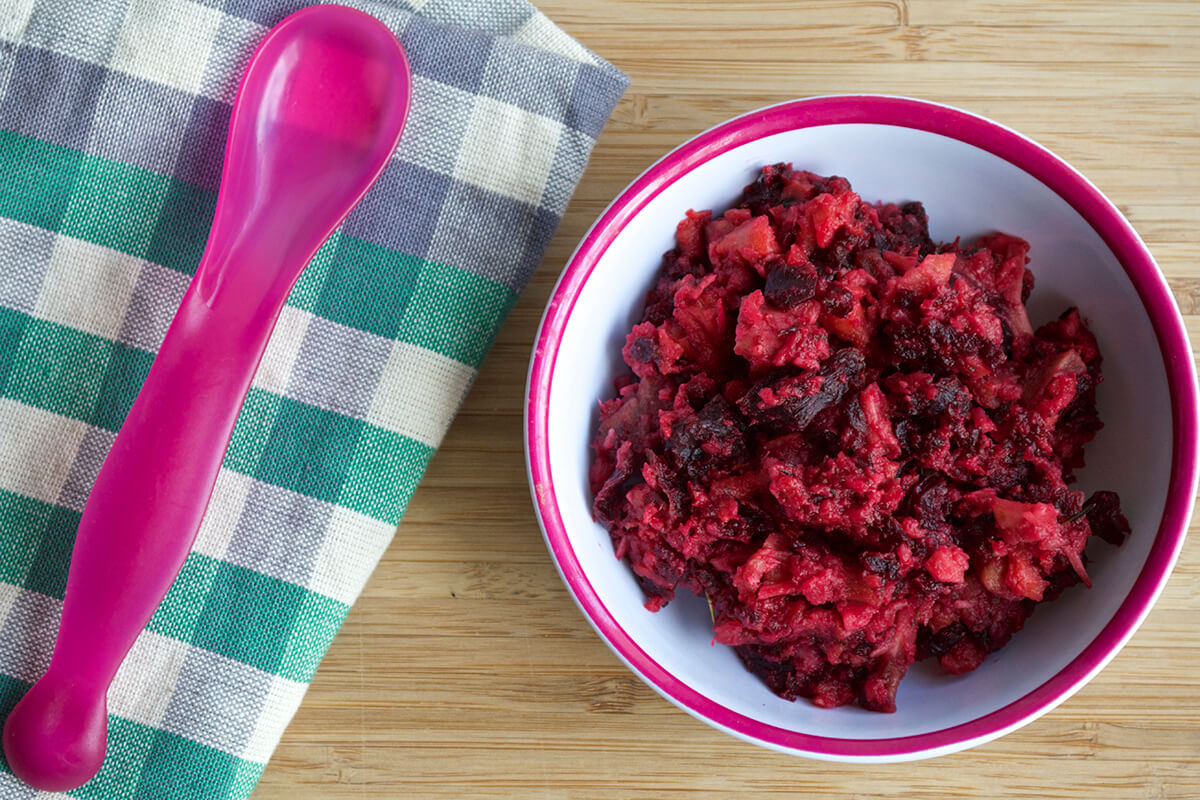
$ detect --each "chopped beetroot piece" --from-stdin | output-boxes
[764,261,819,309]
[664,395,748,481]
[1083,490,1131,545]
[737,348,866,433]
[590,165,1125,713]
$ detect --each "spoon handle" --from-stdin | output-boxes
[2,281,277,790]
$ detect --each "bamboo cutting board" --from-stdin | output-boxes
[255,2,1200,797]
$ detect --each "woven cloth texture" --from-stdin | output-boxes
[0,0,627,797]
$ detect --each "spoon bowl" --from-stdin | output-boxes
[2,5,410,790]
[199,5,411,308]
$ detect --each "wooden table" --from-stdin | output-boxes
[256,3,1200,797]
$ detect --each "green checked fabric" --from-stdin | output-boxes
[0,0,628,797]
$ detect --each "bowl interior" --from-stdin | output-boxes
[543,123,1170,741]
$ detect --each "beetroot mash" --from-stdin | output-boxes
[589,165,1129,713]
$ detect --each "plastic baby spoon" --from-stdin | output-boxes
[2,5,410,791]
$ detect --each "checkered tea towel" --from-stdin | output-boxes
[0,0,627,797]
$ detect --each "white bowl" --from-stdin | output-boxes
[525,96,1199,761]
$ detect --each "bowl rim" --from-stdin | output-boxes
[524,94,1199,760]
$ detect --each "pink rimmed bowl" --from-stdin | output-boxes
[524,95,1198,761]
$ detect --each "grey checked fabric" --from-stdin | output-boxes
[0,0,628,798]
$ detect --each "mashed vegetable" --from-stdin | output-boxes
[589,165,1129,712]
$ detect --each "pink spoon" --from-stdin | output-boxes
[2,5,410,791]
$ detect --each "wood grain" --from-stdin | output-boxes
[256,3,1200,797]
